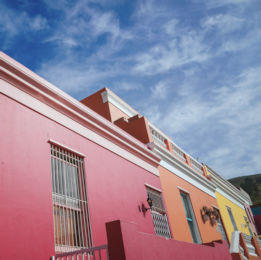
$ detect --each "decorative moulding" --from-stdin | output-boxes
[207,167,251,207]
[101,88,138,117]
[153,143,217,198]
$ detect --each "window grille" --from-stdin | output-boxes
[146,187,171,239]
[226,206,238,231]
[180,192,201,244]
[50,144,92,252]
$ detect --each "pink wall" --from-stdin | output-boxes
[254,215,261,235]
[106,220,232,260]
[0,93,161,259]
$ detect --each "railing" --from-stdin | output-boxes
[258,237,261,249]
[239,245,248,260]
[151,211,172,239]
[52,245,109,260]
[243,234,258,257]
[171,143,186,162]
[189,157,203,174]
[149,125,206,178]
[149,126,167,148]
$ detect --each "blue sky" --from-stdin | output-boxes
[1,0,261,179]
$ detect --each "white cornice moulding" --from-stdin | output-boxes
[0,52,159,165]
[216,188,245,209]
[154,144,216,198]
[0,80,159,176]
[0,52,160,176]
[148,122,173,142]
[207,167,251,206]
[101,89,138,117]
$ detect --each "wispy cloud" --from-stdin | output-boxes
[193,0,251,9]
[1,0,260,179]
[144,66,261,178]
[0,5,48,36]
[134,31,209,74]
[201,14,244,34]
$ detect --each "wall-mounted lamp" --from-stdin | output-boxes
[146,196,153,209]
[139,196,153,215]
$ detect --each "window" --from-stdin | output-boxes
[226,206,238,231]
[146,187,171,239]
[180,192,201,244]
[50,144,92,251]
[244,216,253,236]
[215,209,228,244]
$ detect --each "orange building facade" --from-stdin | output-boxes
[160,165,221,243]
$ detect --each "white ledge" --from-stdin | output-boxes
[48,139,86,157]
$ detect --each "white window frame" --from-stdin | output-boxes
[180,192,202,244]
[226,206,238,231]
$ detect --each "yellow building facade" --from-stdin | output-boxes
[216,192,251,241]
[206,166,253,242]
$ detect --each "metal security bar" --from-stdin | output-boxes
[146,188,171,239]
[51,144,93,252]
[151,211,172,238]
[52,245,109,260]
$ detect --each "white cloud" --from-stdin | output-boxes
[0,7,48,36]
[134,31,209,74]
[29,15,48,31]
[193,0,250,9]
[37,60,119,95]
[151,81,169,99]
[164,19,178,35]
[111,81,141,92]
[2,0,259,180]
[201,14,244,34]
[220,28,261,53]
[90,12,120,39]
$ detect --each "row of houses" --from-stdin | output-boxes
[0,51,260,260]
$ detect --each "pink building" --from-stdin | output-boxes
[0,52,232,260]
